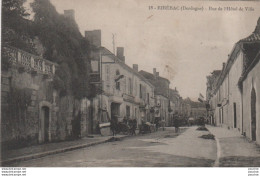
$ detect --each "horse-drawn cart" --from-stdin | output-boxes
[139,122,152,134]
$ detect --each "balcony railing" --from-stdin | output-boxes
[3,45,57,75]
[122,93,135,102]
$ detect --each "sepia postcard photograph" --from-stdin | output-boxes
[1,0,260,174]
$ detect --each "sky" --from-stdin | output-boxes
[26,0,260,100]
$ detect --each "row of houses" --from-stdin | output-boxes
[85,28,189,133]
[1,9,190,149]
[206,18,260,144]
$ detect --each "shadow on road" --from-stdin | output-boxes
[220,156,260,167]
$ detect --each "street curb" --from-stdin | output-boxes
[206,126,220,167]
[1,135,128,166]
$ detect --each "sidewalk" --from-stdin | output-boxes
[207,125,260,167]
[1,134,128,166]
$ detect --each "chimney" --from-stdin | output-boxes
[222,62,226,70]
[254,17,260,34]
[64,9,75,21]
[133,64,138,72]
[117,47,125,63]
[153,68,156,76]
[85,30,101,47]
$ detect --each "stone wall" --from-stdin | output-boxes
[155,95,169,126]
[242,60,260,144]
[212,52,243,129]
[1,59,89,150]
[227,52,243,132]
[91,49,155,133]
[1,67,57,149]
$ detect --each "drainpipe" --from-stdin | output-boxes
[241,89,244,135]
[240,48,244,136]
[241,44,245,136]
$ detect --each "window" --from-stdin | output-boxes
[91,60,99,72]
[143,86,146,100]
[106,65,110,81]
[147,93,149,104]
[129,78,132,95]
[233,103,237,128]
[135,80,137,96]
[115,69,120,90]
[139,84,142,98]
[126,106,130,118]
[116,82,120,90]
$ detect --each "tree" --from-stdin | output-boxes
[2,0,36,54]
[2,0,28,19]
[31,0,94,99]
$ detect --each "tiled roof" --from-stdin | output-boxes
[240,33,260,42]
[139,70,170,97]
[211,70,221,75]
[100,47,154,88]
[238,51,260,85]
[139,70,170,83]
[210,17,260,96]
[240,17,260,43]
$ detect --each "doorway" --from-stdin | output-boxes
[126,105,130,119]
[111,102,120,120]
[221,108,224,124]
[251,88,256,141]
[72,112,81,139]
[42,106,50,142]
[88,99,94,134]
[233,103,237,128]
[219,108,222,124]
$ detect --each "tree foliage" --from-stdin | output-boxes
[2,0,37,54]
[30,0,93,99]
[2,0,28,18]
[2,0,95,99]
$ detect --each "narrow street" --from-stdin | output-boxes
[2,0,260,171]
[10,127,217,167]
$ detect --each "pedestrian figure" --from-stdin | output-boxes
[128,119,132,135]
[161,119,166,131]
[110,115,118,136]
[123,116,127,124]
[155,117,160,131]
[139,119,145,134]
[130,119,137,135]
[96,121,102,136]
[174,117,179,133]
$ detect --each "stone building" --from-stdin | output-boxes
[207,18,260,144]
[183,98,206,119]
[1,9,95,149]
[238,18,260,143]
[206,70,221,101]
[85,30,155,134]
[139,69,170,126]
[168,88,184,126]
[181,100,192,118]
[169,88,181,114]
[206,70,221,124]
[1,46,90,149]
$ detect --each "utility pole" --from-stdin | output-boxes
[112,33,116,54]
